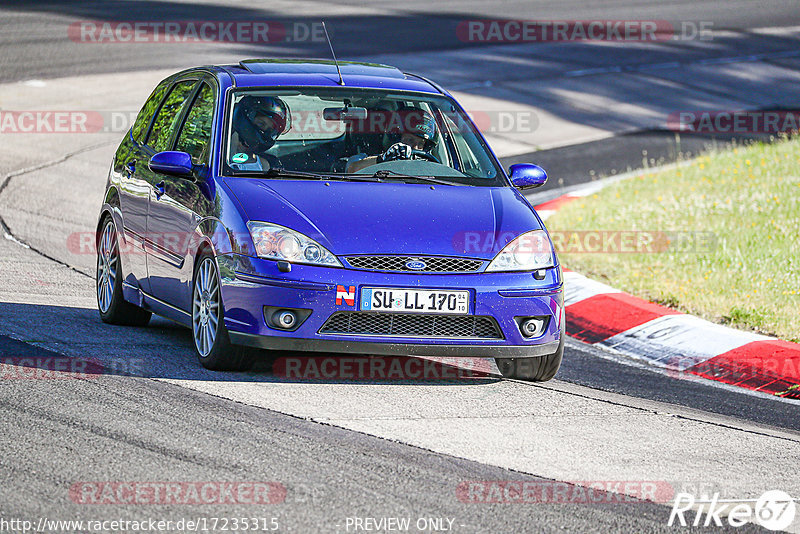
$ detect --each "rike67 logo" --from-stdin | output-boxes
[669,490,796,530]
[335,285,356,306]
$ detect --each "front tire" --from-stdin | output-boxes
[496,308,565,382]
[96,216,151,326]
[495,336,564,382]
[192,251,254,371]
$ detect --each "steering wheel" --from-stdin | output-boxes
[410,150,441,164]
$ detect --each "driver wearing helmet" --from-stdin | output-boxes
[346,108,439,173]
[229,95,288,171]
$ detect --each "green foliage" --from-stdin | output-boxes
[546,138,800,341]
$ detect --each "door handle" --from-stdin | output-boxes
[154,181,165,200]
[125,161,135,176]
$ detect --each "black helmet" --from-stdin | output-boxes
[407,109,437,142]
[383,108,437,151]
[233,95,289,153]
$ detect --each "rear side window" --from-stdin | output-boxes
[131,81,169,143]
[146,80,197,152]
[175,83,215,164]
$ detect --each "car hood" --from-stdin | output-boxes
[223,178,542,260]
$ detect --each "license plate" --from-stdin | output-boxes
[360,288,469,315]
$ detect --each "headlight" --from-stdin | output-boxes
[247,222,342,267]
[486,230,555,272]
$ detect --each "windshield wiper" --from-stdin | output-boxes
[232,168,383,182]
[369,170,457,186]
[264,168,329,179]
[228,169,322,179]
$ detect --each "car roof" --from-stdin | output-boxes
[200,59,443,94]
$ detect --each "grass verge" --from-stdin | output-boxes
[545,137,800,342]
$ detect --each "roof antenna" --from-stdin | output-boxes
[322,21,344,86]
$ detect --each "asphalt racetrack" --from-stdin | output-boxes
[1,1,799,532]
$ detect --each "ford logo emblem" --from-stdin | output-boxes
[406,260,426,270]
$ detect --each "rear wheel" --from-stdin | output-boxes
[96,216,151,326]
[192,250,254,371]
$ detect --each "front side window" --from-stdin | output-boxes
[175,83,215,164]
[146,80,196,153]
[223,88,504,186]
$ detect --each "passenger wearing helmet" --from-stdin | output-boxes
[346,108,439,173]
[229,95,288,171]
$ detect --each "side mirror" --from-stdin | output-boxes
[509,163,547,190]
[149,151,194,178]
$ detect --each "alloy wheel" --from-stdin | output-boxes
[193,257,220,357]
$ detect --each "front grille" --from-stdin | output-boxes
[345,256,483,273]
[319,312,503,339]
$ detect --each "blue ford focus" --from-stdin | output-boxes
[96,59,564,381]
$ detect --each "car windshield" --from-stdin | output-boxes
[222,87,504,186]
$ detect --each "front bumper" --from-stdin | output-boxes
[229,331,561,358]
[218,254,564,359]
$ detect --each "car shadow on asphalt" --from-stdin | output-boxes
[0,301,504,386]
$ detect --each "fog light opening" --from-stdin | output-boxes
[273,310,297,329]
[263,306,312,332]
[518,316,548,338]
